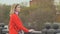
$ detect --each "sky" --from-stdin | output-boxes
[54,0,60,5]
[0,0,30,5]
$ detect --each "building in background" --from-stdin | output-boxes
[30,0,40,6]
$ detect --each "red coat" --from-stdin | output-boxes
[9,14,29,34]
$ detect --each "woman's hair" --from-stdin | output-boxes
[10,4,20,15]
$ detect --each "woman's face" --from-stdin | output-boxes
[15,5,21,12]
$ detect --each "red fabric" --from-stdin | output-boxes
[9,14,29,34]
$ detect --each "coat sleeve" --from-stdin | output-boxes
[12,15,29,33]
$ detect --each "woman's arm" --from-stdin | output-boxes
[12,14,29,33]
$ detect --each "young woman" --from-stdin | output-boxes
[9,4,32,34]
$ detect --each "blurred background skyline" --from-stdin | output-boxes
[0,0,31,7]
[0,0,30,5]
